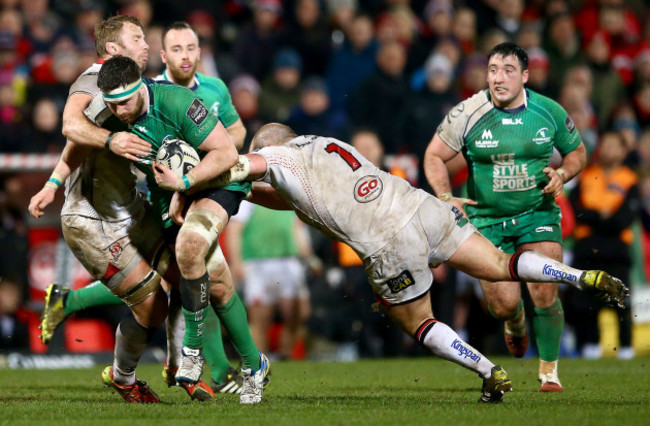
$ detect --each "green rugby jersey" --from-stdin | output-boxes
[437,88,581,227]
[89,77,249,228]
[156,70,240,128]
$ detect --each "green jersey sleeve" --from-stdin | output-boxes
[195,73,240,128]
[211,78,239,128]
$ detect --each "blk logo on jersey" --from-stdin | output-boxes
[109,242,123,261]
[502,118,523,125]
[386,270,415,293]
[186,98,208,126]
[354,175,383,203]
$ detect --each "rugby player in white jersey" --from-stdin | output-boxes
[156,123,629,402]
[28,15,213,403]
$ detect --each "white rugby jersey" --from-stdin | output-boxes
[61,63,139,221]
[257,135,427,258]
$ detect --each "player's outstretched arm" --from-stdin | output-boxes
[249,182,293,210]
[28,141,92,218]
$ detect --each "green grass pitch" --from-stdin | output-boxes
[1,357,648,425]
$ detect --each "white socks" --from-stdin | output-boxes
[417,319,494,379]
[512,250,582,288]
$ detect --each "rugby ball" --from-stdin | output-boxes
[155,139,200,178]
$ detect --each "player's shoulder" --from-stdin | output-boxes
[526,88,566,116]
[69,63,102,96]
[460,90,491,112]
[196,72,227,90]
[444,90,492,126]
[148,77,196,104]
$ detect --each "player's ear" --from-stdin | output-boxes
[106,41,119,56]
[197,46,201,61]
[160,49,167,64]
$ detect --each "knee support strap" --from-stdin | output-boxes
[179,208,224,249]
[114,269,162,307]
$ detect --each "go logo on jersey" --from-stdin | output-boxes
[354,175,383,203]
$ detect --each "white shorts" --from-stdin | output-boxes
[61,198,163,290]
[242,257,309,306]
[364,195,476,305]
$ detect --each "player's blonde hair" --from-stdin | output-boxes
[94,15,144,58]
[250,123,297,151]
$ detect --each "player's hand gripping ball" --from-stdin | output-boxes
[155,139,200,178]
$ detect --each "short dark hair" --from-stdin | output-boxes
[162,21,198,50]
[97,56,142,93]
[487,42,529,71]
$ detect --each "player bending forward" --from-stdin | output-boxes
[155,123,628,403]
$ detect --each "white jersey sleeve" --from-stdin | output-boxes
[61,63,140,221]
[436,90,492,152]
[257,136,427,259]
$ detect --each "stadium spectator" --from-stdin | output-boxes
[279,0,332,77]
[325,13,378,112]
[286,76,351,141]
[229,74,263,152]
[0,276,29,351]
[543,12,585,92]
[407,0,454,74]
[584,31,626,131]
[404,53,458,188]
[568,131,638,360]
[232,0,282,81]
[258,48,303,123]
[525,47,552,97]
[349,40,409,154]
[453,7,477,55]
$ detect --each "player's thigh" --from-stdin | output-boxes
[446,232,521,314]
[61,215,165,324]
[366,196,472,306]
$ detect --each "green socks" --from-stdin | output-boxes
[64,281,122,315]
[202,308,232,383]
[214,292,260,371]
[533,298,564,362]
[182,306,206,349]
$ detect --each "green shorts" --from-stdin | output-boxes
[477,209,562,254]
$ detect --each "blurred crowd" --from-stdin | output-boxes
[1,0,650,359]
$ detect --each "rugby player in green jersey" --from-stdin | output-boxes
[95,56,268,404]
[156,21,251,395]
[158,21,246,151]
[424,42,587,392]
[37,21,251,397]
